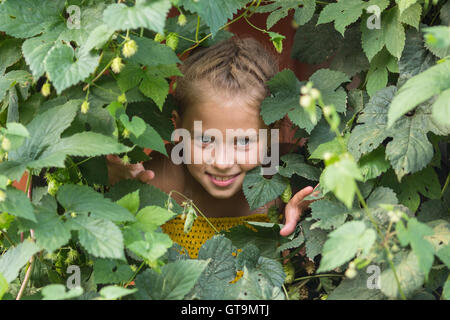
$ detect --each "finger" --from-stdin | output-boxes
[279,205,299,236]
[106,154,123,165]
[137,170,155,183]
[290,186,314,207]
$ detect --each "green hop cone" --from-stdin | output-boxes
[122,39,138,58]
[154,33,165,43]
[41,82,51,97]
[47,179,60,196]
[183,206,197,233]
[111,57,124,74]
[268,32,285,54]
[81,101,89,114]
[177,14,187,26]
[281,184,292,203]
[166,32,179,51]
[267,206,280,224]
[283,261,295,284]
[117,93,127,104]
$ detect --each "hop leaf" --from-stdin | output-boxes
[281,184,292,204]
[122,39,138,58]
[166,32,179,51]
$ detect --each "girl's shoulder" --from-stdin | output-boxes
[142,144,186,195]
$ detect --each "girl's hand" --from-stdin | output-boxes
[106,154,155,185]
[279,186,315,236]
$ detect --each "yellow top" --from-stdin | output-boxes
[161,213,270,258]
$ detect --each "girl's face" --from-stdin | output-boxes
[177,87,268,199]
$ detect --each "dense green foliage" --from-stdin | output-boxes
[0,0,449,300]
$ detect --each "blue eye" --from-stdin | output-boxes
[199,135,213,144]
[236,137,250,146]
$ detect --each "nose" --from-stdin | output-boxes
[210,143,234,171]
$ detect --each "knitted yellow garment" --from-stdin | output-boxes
[161,213,269,259]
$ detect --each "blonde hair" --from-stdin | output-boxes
[174,36,279,115]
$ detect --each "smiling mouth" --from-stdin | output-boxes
[206,172,241,187]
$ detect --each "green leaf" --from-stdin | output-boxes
[383,7,406,59]
[68,216,125,260]
[133,206,175,232]
[361,14,385,62]
[348,86,448,180]
[135,260,209,299]
[278,153,321,181]
[102,0,171,34]
[21,195,71,253]
[57,184,135,222]
[115,190,140,215]
[139,73,169,110]
[358,146,390,181]
[388,60,450,127]
[399,3,421,29]
[320,157,363,208]
[0,239,40,283]
[129,123,167,156]
[242,168,287,211]
[366,49,397,97]
[308,199,348,230]
[309,136,346,160]
[317,0,389,36]
[0,186,36,222]
[0,273,7,300]
[0,38,22,76]
[223,223,284,259]
[81,24,115,54]
[119,114,146,138]
[380,250,424,298]
[396,218,435,277]
[126,230,172,262]
[41,284,84,300]
[0,70,33,101]
[21,27,65,79]
[367,186,398,208]
[99,286,137,300]
[309,68,349,113]
[0,0,63,38]
[128,36,180,67]
[300,220,328,260]
[293,0,316,26]
[38,132,130,164]
[260,69,301,125]
[45,43,100,94]
[187,235,236,299]
[317,221,376,272]
[179,0,248,37]
[93,259,134,285]
[328,268,385,300]
[396,0,417,15]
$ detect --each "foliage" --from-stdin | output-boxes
[0,0,449,301]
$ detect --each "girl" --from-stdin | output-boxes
[107,36,315,258]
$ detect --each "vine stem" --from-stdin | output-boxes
[179,0,258,58]
[440,173,449,199]
[168,190,220,234]
[124,261,145,289]
[16,173,36,300]
[316,96,407,300]
[293,273,345,282]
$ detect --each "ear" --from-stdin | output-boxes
[171,110,182,129]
